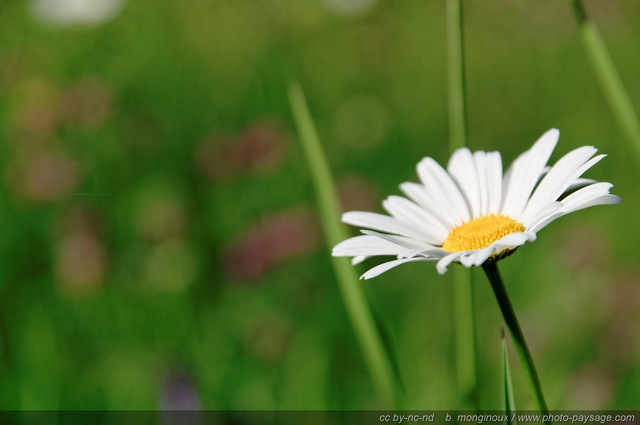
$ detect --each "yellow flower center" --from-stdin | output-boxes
[442,214,525,253]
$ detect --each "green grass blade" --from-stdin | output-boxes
[452,269,477,407]
[287,81,398,407]
[446,0,467,151]
[446,0,477,407]
[571,0,640,160]
[502,329,517,425]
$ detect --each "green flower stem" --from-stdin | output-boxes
[570,0,640,160]
[482,262,550,422]
[288,82,398,407]
[446,0,477,406]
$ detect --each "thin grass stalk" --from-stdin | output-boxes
[447,0,467,151]
[483,262,550,423]
[570,0,640,160]
[452,270,476,405]
[288,82,398,407]
[446,0,477,407]
[502,329,517,425]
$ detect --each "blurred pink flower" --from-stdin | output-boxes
[58,76,113,129]
[55,232,106,295]
[195,118,287,181]
[54,207,107,296]
[337,174,379,213]
[6,149,81,203]
[224,207,320,282]
[232,119,288,174]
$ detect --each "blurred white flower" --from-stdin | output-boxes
[31,0,124,27]
[321,0,377,16]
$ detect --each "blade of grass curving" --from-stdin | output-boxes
[501,329,517,425]
[483,262,550,424]
[287,82,398,407]
[570,0,640,160]
[446,0,477,407]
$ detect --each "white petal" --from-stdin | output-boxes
[528,183,622,232]
[472,150,503,216]
[519,146,601,224]
[501,129,558,217]
[536,168,595,193]
[524,201,562,231]
[417,157,471,225]
[436,252,464,274]
[361,258,430,280]
[342,211,432,241]
[436,232,536,274]
[382,195,448,243]
[565,194,621,212]
[399,248,448,259]
[352,256,367,265]
[360,230,435,250]
[531,184,621,232]
[565,177,596,192]
[447,147,481,218]
[467,232,535,267]
[528,211,563,234]
[560,182,622,214]
[332,235,412,258]
[474,151,490,216]
[486,151,503,214]
[493,231,537,247]
[459,249,491,268]
[399,182,455,229]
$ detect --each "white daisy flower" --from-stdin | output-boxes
[333,129,621,278]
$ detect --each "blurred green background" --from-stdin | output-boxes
[0,0,638,413]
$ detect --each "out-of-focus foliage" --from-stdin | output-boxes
[0,0,638,412]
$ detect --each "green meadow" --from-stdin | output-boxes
[0,0,638,415]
